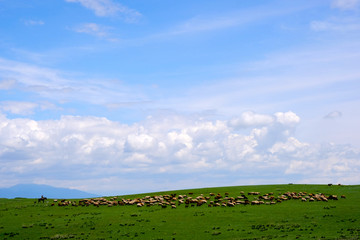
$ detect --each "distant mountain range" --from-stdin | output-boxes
[0,184,100,199]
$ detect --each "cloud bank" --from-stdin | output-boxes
[0,110,358,195]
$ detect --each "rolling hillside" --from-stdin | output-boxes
[0,184,359,239]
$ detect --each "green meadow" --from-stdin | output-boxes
[0,184,359,240]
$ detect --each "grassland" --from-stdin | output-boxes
[0,184,359,239]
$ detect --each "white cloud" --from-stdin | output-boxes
[324,111,342,119]
[0,101,61,116]
[269,137,310,155]
[331,0,360,10]
[124,153,152,165]
[0,101,38,115]
[284,143,360,181]
[73,23,109,37]
[72,23,120,41]
[274,111,300,127]
[126,134,156,152]
[0,57,72,91]
[65,0,141,22]
[229,111,274,129]
[24,20,45,26]
[0,111,358,193]
[225,134,257,162]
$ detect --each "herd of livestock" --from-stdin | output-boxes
[48,191,345,208]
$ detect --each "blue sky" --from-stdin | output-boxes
[0,0,360,195]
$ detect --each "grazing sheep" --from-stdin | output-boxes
[227,202,235,207]
[328,195,338,200]
[51,189,345,210]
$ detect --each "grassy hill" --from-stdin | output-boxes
[0,184,359,239]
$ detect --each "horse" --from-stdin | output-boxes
[38,195,47,203]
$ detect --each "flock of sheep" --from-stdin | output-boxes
[51,191,345,208]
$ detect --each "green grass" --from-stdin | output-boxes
[0,184,359,239]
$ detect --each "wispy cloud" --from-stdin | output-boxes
[0,57,72,91]
[0,79,16,90]
[73,23,112,38]
[156,40,360,116]
[72,23,121,42]
[23,20,45,26]
[331,0,360,10]
[160,3,314,37]
[0,57,147,107]
[0,101,60,116]
[310,18,360,31]
[65,0,141,22]
[0,101,38,115]
[169,16,242,35]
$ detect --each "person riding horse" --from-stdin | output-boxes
[38,195,47,203]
